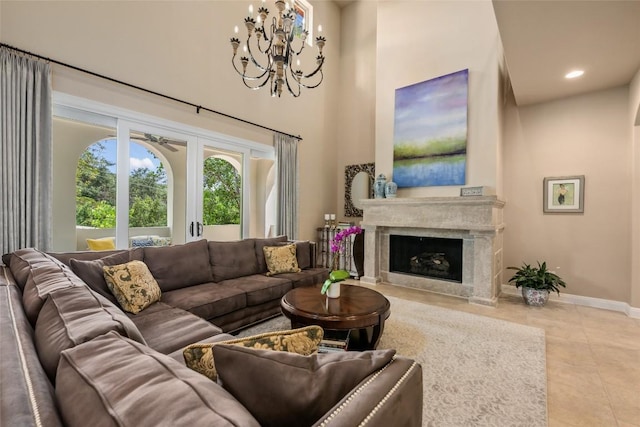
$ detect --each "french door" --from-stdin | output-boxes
[52,95,275,251]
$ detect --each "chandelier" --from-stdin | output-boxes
[230,0,326,97]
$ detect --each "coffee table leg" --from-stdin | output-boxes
[370,317,386,349]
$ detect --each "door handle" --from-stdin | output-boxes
[189,221,194,237]
[197,222,203,237]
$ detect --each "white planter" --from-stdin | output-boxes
[326,282,341,298]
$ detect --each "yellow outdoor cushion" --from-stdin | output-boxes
[86,237,116,251]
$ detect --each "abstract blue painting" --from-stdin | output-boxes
[393,69,468,188]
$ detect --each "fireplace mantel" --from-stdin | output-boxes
[360,196,505,306]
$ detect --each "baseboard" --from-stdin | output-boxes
[501,284,640,319]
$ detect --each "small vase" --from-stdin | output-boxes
[374,174,387,199]
[385,181,397,198]
[326,281,341,298]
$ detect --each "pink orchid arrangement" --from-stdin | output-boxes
[321,225,363,295]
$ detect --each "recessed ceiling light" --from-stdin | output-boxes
[565,70,584,79]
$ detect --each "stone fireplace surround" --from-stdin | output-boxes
[360,196,505,306]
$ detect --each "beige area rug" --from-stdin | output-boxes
[238,296,548,427]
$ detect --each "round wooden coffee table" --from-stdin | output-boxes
[280,284,391,350]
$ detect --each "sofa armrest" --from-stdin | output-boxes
[312,356,423,427]
[1,267,64,427]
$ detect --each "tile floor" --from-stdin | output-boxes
[348,280,640,427]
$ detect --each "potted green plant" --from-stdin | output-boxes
[507,261,566,306]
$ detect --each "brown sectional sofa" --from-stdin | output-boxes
[0,237,424,426]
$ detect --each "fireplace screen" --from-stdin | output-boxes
[389,235,463,283]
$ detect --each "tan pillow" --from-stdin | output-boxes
[183,325,323,381]
[213,345,397,427]
[86,237,116,251]
[102,261,161,314]
[262,244,301,276]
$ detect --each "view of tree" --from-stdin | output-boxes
[76,142,168,228]
[76,144,241,229]
[202,157,241,225]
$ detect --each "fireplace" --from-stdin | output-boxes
[360,196,505,306]
[389,235,463,283]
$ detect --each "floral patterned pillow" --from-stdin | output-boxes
[183,325,323,381]
[262,244,301,276]
[102,261,161,314]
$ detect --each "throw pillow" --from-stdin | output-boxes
[213,345,396,427]
[183,325,323,381]
[69,251,132,305]
[262,244,301,276]
[130,237,154,247]
[86,237,116,251]
[102,261,161,314]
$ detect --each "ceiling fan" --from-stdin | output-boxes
[133,133,184,152]
[109,133,184,152]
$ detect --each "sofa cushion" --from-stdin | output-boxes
[86,237,116,251]
[263,244,301,276]
[103,261,162,314]
[17,250,87,326]
[49,248,136,267]
[208,239,259,282]
[142,239,213,292]
[219,275,292,306]
[69,250,133,305]
[214,345,396,427]
[34,285,146,382]
[183,325,323,381]
[161,282,247,320]
[55,331,260,427]
[292,240,311,269]
[273,267,330,288]
[128,302,224,354]
[254,236,288,273]
[3,249,34,290]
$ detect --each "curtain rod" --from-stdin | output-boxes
[0,43,303,141]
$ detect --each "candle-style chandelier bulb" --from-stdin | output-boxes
[230,0,326,97]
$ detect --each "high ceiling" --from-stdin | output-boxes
[492,0,640,106]
[336,0,640,106]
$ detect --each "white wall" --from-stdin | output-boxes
[1,0,341,242]
[503,87,631,303]
[375,0,503,198]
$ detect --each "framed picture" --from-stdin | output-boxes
[294,0,313,46]
[543,175,585,213]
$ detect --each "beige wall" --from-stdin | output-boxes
[375,0,503,198]
[1,0,341,242]
[503,87,631,303]
[336,1,377,222]
[630,69,640,307]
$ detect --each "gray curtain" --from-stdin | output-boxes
[274,133,298,240]
[1,47,53,255]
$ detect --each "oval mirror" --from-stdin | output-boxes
[351,172,369,210]
[344,163,375,217]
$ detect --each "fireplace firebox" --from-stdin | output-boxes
[389,235,463,283]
